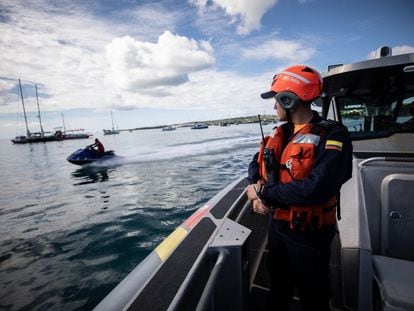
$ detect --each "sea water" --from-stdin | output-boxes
[0,123,271,310]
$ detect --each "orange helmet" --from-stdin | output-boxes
[261,65,323,103]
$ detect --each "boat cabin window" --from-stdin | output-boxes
[397,96,414,123]
[311,98,323,116]
[334,93,414,139]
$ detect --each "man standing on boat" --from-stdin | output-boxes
[246,65,352,311]
[90,138,105,156]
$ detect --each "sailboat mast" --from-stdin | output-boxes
[35,84,44,134]
[61,112,66,132]
[111,110,115,131]
[18,78,30,137]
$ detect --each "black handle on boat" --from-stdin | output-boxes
[359,156,414,168]
[195,249,227,311]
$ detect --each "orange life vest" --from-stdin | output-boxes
[258,123,337,230]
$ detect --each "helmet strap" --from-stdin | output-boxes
[286,108,293,124]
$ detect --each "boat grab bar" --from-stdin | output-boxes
[195,249,228,311]
[359,156,414,168]
[235,200,252,223]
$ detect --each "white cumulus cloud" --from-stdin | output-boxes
[105,31,215,92]
[189,0,277,35]
[242,39,316,64]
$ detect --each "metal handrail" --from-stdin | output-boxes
[195,249,228,311]
[235,197,251,223]
[358,156,414,168]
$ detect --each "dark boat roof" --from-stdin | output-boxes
[321,50,414,157]
[322,52,414,99]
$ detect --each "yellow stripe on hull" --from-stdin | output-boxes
[155,227,188,261]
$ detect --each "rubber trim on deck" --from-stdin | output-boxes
[210,178,248,219]
[127,218,216,311]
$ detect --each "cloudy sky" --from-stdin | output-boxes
[1,0,413,139]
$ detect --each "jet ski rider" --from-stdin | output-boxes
[90,138,105,156]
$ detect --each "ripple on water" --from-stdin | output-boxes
[0,124,259,310]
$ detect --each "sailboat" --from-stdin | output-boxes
[11,79,31,144]
[103,110,120,135]
[59,112,92,140]
[11,80,61,144]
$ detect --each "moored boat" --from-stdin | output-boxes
[58,113,92,140]
[103,111,120,135]
[11,136,28,144]
[27,131,63,143]
[103,129,120,135]
[191,122,209,129]
[162,125,176,131]
[11,133,63,144]
[62,129,92,140]
[11,81,63,144]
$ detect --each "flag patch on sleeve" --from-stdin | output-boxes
[325,140,343,151]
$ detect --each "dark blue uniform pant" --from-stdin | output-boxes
[266,219,335,311]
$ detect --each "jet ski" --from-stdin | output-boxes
[67,146,116,165]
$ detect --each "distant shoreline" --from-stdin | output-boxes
[121,114,277,132]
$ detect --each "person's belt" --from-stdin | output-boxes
[273,206,336,230]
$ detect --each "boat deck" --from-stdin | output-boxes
[96,177,323,311]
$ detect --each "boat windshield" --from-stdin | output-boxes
[333,92,414,140]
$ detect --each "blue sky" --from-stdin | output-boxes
[0,0,413,139]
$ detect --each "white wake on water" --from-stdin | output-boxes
[92,135,259,166]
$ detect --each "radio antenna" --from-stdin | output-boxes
[258,114,266,143]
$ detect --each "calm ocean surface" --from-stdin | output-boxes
[0,123,273,310]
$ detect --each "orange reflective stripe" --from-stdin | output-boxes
[183,204,212,230]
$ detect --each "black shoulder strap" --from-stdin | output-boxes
[311,119,338,135]
[280,122,292,149]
